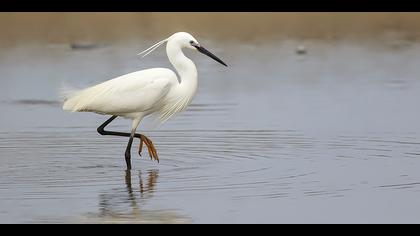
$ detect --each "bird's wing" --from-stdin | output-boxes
[63,68,177,115]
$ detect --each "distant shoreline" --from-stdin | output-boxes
[1,13,420,46]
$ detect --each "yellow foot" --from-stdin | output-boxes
[138,135,159,163]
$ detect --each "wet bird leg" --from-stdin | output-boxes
[97,116,159,169]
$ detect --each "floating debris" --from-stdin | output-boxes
[295,45,307,55]
[70,42,101,50]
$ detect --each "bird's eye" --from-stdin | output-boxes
[189,40,194,45]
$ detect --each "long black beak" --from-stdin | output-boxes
[194,45,228,67]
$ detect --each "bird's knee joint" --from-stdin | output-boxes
[97,127,105,135]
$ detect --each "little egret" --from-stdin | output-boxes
[62,32,227,169]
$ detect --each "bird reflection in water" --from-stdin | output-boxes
[84,169,190,223]
[124,169,159,208]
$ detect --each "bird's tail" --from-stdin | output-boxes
[60,81,85,111]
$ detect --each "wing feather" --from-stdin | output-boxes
[63,68,177,115]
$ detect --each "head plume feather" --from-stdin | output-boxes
[137,37,169,58]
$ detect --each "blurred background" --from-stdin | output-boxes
[1,13,420,223]
[0,12,419,43]
[3,13,420,43]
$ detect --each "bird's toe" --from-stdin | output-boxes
[138,139,143,157]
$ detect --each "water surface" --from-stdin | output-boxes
[1,18,420,223]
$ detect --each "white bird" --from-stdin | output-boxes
[62,32,227,169]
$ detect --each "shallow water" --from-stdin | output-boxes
[1,32,420,223]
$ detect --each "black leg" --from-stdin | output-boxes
[97,115,159,165]
[97,115,139,170]
[124,130,135,170]
[97,115,143,139]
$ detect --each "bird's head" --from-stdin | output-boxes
[138,32,228,67]
[169,32,228,67]
[168,32,199,50]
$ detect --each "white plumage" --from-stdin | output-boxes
[63,68,178,120]
[62,32,227,168]
[63,32,201,125]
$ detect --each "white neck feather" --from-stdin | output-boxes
[155,41,199,123]
[166,40,198,93]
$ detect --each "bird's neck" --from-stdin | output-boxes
[166,41,198,93]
